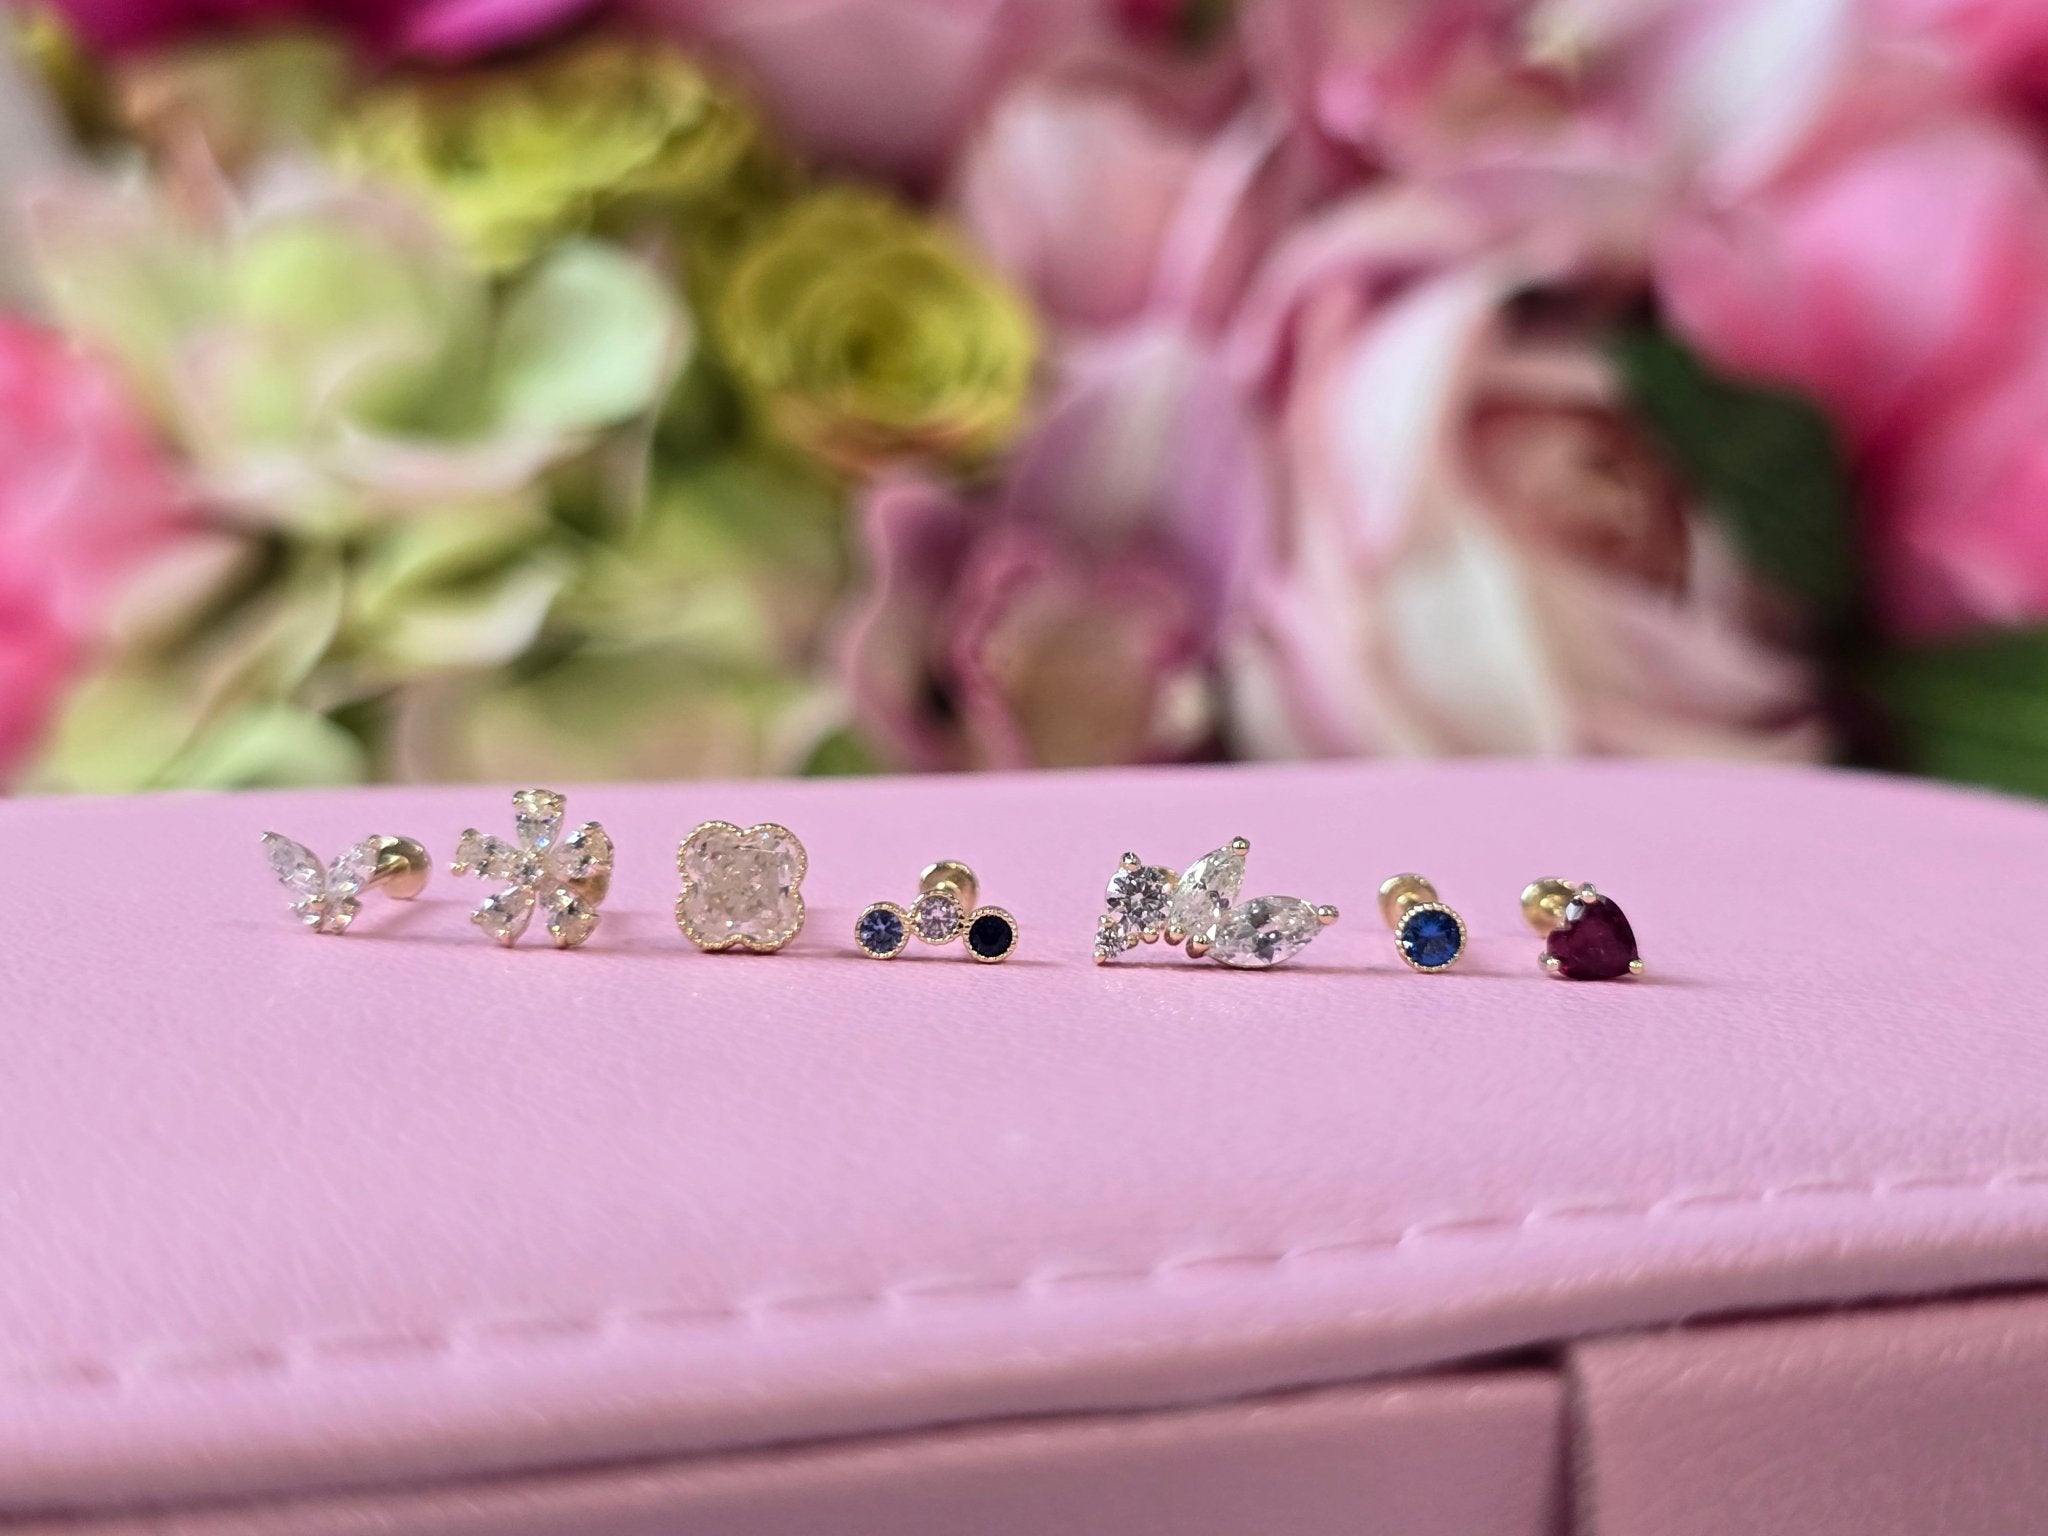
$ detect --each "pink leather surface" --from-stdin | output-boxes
[3,761,2048,1523]
[1575,1292,2048,1535]
[8,1373,1564,1535]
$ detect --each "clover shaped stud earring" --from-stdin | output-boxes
[451,789,613,948]
[260,832,429,934]
[675,821,807,953]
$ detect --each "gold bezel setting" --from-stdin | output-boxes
[674,820,809,954]
[1393,900,1467,973]
[963,905,1020,963]
[855,900,912,959]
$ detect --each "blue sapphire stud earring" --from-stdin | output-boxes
[1379,873,1467,973]
[857,860,1018,962]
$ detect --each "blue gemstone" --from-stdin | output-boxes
[857,907,905,956]
[966,912,1015,960]
[1399,908,1463,970]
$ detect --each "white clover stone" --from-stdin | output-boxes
[1210,896,1324,969]
[1168,844,1245,945]
[675,822,805,952]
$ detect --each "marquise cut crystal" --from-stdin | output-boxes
[1210,896,1323,969]
[1168,845,1245,945]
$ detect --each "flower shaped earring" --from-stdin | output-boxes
[1094,839,1337,969]
[451,789,614,948]
[260,832,429,934]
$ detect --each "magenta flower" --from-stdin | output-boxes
[44,0,595,58]
[0,320,186,776]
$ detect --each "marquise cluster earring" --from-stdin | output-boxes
[262,795,1643,979]
[1093,838,1339,969]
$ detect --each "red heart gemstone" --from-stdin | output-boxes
[1545,895,1639,980]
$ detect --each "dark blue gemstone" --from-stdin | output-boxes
[966,912,1015,960]
[1399,908,1463,970]
[856,907,905,956]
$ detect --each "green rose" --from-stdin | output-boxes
[717,189,1038,469]
[334,41,773,272]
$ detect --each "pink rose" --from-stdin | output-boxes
[629,0,1109,182]
[1246,0,1862,199]
[0,319,186,775]
[1224,193,1826,760]
[840,326,1264,768]
[1656,118,2048,633]
[954,76,1327,333]
[44,0,594,58]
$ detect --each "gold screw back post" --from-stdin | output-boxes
[368,836,432,901]
[918,860,979,912]
[1377,874,1438,931]
[1520,877,1579,935]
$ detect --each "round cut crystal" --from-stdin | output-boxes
[1106,864,1175,932]
[1398,907,1464,971]
[856,905,907,957]
[966,911,1016,961]
[910,892,964,943]
[1210,896,1322,969]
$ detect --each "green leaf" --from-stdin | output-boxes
[1863,626,2048,799]
[488,241,688,435]
[1614,327,1859,629]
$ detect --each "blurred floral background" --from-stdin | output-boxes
[0,0,2044,795]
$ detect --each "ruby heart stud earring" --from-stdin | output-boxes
[1521,878,1642,980]
[1379,873,1467,972]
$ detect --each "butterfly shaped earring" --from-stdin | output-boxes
[260,832,430,934]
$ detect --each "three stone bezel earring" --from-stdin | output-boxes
[1378,873,1467,972]
[451,788,615,949]
[261,832,430,934]
[675,820,807,953]
[1521,877,1642,980]
[856,860,1019,962]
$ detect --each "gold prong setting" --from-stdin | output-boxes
[1095,838,1335,969]
[1524,877,1643,980]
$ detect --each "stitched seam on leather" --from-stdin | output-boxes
[11,1166,2048,1390]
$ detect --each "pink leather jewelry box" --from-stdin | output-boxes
[5,760,2048,1535]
